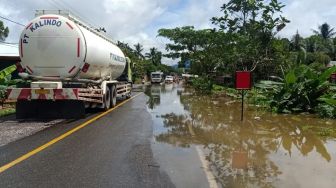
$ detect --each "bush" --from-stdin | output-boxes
[248,88,269,107]
[255,65,336,116]
[316,103,335,118]
[272,65,336,113]
[305,52,331,66]
[0,85,6,106]
[191,76,213,92]
[212,84,225,92]
[0,108,15,117]
[316,92,336,118]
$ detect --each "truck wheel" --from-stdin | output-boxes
[126,84,132,99]
[104,87,111,111]
[111,85,117,107]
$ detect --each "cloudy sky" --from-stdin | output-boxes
[1,0,336,64]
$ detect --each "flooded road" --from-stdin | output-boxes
[145,83,336,188]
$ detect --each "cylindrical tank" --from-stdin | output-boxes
[19,14,126,80]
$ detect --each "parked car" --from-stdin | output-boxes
[165,76,174,83]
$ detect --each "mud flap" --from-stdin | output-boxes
[16,100,86,119]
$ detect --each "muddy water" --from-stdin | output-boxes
[145,83,336,188]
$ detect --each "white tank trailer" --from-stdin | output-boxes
[7,10,133,119]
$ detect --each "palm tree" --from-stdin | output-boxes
[145,47,158,65]
[145,47,162,66]
[155,51,162,66]
[117,41,135,56]
[305,37,317,53]
[313,23,336,40]
[134,43,144,59]
[290,30,304,51]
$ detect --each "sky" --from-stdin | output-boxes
[1,0,336,65]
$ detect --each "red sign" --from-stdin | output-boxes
[236,71,252,90]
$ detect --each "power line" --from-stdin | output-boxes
[57,0,96,27]
[47,0,98,29]
[0,15,25,27]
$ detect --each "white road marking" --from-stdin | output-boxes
[187,123,218,188]
[195,146,219,188]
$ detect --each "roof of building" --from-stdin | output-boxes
[0,43,20,61]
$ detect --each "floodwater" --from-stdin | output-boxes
[145,83,336,188]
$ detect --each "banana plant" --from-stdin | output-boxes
[0,65,16,83]
[256,65,336,115]
[0,65,17,106]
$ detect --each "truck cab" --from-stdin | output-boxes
[151,71,163,84]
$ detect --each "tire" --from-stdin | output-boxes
[111,85,117,108]
[104,87,111,111]
[126,83,132,99]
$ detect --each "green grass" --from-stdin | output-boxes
[0,108,15,117]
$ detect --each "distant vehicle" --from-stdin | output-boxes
[151,71,164,84]
[165,76,174,83]
[182,74,198,83]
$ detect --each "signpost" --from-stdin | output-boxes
[235,71,252,121]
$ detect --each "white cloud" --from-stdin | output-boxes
[0,0,223,64]
[103,0,166,38]
[2,0,336,65]
[279,0,336,38]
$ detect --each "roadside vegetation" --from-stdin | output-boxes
[157,0,336,118]
[116,42,179,83]
[0,65,18,117]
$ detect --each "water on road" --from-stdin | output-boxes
[145,83,336,188]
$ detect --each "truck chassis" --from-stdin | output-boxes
[7,81,132,119]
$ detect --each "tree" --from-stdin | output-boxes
[145,47,162,66]
[211,0,289,71]
[307,23,336,60]
[304,36,319,53]
[117,41,134,54]
[134,43,144,59]
[158,26,231,74]
[313,23,336,40]
[0,21,9,41]
[290,30,304,51]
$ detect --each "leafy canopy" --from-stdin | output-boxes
[211,0,289,71]
[0,21,9,41]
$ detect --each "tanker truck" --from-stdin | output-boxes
[7,10,133,119]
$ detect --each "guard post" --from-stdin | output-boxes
[235,71,252,121]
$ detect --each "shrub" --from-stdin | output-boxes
[305,52,331,66]
[316,92,336,118]
[212,84,225,92]
[255,65,336,116]
[191,76,213,92]
[316,103,335,118]
[0,85,6,106]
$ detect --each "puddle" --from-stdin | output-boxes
[145,83,336,188]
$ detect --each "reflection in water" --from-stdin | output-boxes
[145,85,162,109]
[145,84,336,188]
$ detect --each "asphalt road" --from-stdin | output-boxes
[0,93,175,188]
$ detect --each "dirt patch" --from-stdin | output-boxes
[0,117,64,147]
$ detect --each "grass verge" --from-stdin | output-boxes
[0,108,15,117]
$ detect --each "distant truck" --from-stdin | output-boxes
[151,71,164,84]
[6,10,132,119]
